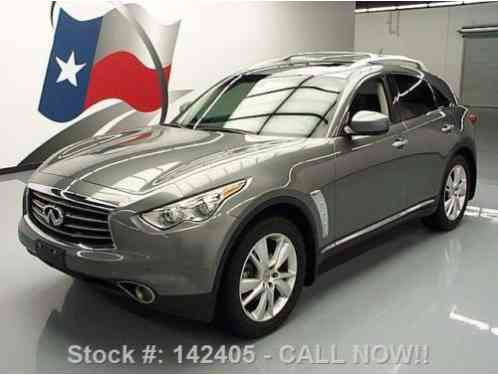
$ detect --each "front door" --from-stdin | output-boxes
[333,75,407,240]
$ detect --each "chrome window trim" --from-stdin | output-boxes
[402,109,446,132]
[459,106,469,132]
[321,198,435,254]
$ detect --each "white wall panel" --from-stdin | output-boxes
[354,2,498,98]
[171,1,355,91]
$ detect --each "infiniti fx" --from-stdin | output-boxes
[19,52,477,338]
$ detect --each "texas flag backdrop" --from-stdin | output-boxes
[39,4,180,122]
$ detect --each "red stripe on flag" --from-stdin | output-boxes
[84,51,171,112]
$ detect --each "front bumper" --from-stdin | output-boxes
[18,208,237,322]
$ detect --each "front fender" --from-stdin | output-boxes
[211,190,323,300]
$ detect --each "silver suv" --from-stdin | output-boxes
[19,52,477,337]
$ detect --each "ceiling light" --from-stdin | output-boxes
[428,1,461,7]
[396,3,429,10]
[368,6,397,11]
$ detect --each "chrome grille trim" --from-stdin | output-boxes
[64,223,111,233]
[28,183,116,211]
[27,185,115,249]
[32,208,112,240]
[31,191,112,215]
[64,212,108,224]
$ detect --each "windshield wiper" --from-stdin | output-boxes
[196,125,255,135]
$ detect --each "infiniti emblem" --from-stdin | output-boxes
[42,205,65,227]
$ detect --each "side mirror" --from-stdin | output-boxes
[179,101,193,114]
[345,110,390,136]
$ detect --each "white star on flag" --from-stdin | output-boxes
[55,51,86,87]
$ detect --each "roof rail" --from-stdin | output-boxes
[283,51,377,61]
[355,55,427,71]
[244,52,426,74]
[245,51,377,72]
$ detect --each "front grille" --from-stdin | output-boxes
[28,188,115,249]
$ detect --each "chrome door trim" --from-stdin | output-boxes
[321,198,435,254]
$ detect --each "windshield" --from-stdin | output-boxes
[174,73,340,137]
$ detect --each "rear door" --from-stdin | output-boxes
[388,73,459,207]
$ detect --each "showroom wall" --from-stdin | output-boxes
[354,1,498,98]
[170,1,355,90]
[0,0,354,172]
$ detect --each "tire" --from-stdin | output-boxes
[219,217,306,338]
[423,155,470,231]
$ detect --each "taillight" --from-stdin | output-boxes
[468,112,478,125]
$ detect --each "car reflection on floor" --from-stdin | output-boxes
[35,210,498,372]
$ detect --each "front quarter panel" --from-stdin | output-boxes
[225,138,337,254]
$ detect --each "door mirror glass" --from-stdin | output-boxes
[179,101,193,114]
[346,110,390,136]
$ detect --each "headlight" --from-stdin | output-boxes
[140,180,247,230]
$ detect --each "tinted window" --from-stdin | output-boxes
[392,75,437,121]
[349,77,390,120]
[433,86,450,108]
[176,74,339,138]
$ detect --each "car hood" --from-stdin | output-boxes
[40,126,301,195]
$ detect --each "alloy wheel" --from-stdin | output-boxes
[444,164,467,221]
[239,233,297,322]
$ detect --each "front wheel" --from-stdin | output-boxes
[423,155,470,231]
[220,217,306,338]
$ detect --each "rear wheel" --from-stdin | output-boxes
[423,155,470,230]
[220,217,306,338]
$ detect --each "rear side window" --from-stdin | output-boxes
[433,86,451,108]
[391,74,437,121]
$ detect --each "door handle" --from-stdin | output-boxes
[441,124,455,133]
[392,138,408,149]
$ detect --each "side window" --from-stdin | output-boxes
[346,77,390,124]
[433,86,451,108]
[391,74,437,121]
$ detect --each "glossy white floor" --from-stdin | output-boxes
[1,108,497,372]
